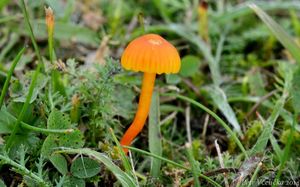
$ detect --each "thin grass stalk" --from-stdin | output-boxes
[125,146,222,187]
[20,0,44,69]
[0,47,25,107]
[164,93,249,158]
[5,0,43,150]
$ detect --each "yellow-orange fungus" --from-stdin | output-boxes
[120,33,181,153]
[121,34,181,74]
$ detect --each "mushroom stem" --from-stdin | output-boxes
[120,72,156,153]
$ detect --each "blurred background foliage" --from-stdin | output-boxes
[0,0,300,186]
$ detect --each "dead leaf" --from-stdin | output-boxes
[230,155,263,187]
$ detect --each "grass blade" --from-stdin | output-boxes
[109,128,133,175]
[272,117,296,187]
[250,100,283,155]
[148,91,162,179]
[125,146,222,187]
[164,93,248,158]
[207,86,242,136]
[153,0,171,23]
[270,135,283,159]
[0,33,19,63]
[217,1,300,24]
[5,63,43,150]
[0,47,25,107]
[249,3,300,64]
[247,162,262,187]
[0,0,9,11]
[126,146,188,170]
[56,148,137,187]
[186,143,201,187]
[5,0,43,151]
[0,106,73,134]
[19,0,44,69]
[250,64,292,156]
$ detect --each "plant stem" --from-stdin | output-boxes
[5,61,42,150]
[47,21,54,64]
[20,0,44,70]
[272,115,296,187]
[5,0,43,150]
[48,36,54,64]
[0,47,25,108]
[247,162,262,187]
[186,143,200,187]
[20,122,73,134]
[109,128,133,174]
[0,14,22,24]
[127,146,188,169]
[0,154,49,187]
[138,12,145,33]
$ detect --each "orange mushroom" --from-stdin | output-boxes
[120,34,181,153]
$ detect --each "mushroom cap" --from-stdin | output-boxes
[121,34,181,74]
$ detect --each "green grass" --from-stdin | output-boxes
[0,0,299,186]
[0,47,25,107]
